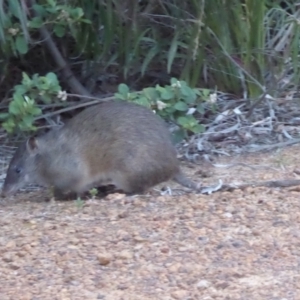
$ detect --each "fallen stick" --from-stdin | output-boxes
[200,179,300,194]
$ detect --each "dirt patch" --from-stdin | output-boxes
[1,145,300,299]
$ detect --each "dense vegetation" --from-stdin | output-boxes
[0,0,299,140]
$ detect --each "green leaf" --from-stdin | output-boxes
[80,18,92,24]
[46,72,58,85]
[167,32,179,73]
[127,92,138,102]
[13,93,25,105]
[155,85,164,93]
[8,0,22,18]
[32,73,40,83]
[71,7,84,19]
[160,89,174,101]
[118,84,129,97]
[30,107,42,116]
[141,45,160,76]
[2,120,16,133]
[36,78,50,91]
[32,4,47,17]
[47,0,56,8]
[50,84,61,92]
[54,24,66,37]
[15,35,28,54]
[180,85,191,97]
[9,102,21,115]
[40,94,52,104]
[135,96,151,108]
[143,87,159,102]
[114,93,126,100]
[177,116,190,127]
[179,86,196,103]
[14,84,27,95]
[174,101,189,111]
[177,115,198,129]
[200,88,211,98]
[190,124,205,134]
[22,115,34,127]
[196,103,205,114]
[170,78,178,85]
[0,113,9,120]
[46,7,57,14]
[28,17,43,29]
[21,72,32,86]
[171,129,187,144]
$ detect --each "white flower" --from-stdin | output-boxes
[208,92,217,104]
[57,91,67,101]
[157,100,167,110]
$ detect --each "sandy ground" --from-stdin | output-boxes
[1,145,300,299]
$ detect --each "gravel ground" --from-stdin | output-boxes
[1,145,300,300]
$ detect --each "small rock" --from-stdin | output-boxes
[105,193,125,201]
[22,244,32,253]
[168,263,181,273]
[9,262,20,270]
[16,251,27,257]
[223,212,233,218]
[67,245,78,250]
[82,290,99,298]
[43,222,55,229]
[133,235,147,242]
[97,253,112,265]
[70,238,80,245]
[2,253,13,263]
[31,241,38,247]
[94,228,105,234]
[118,250,133,260]
[216,281,229,289]
[171,290,189,299]
[19,292,32,300]
[5,240,16,249]
[117,284,128,290]
[160,247,169,253]
[178,247,189,252]
[197,279,210,289]
[118,211,128,219]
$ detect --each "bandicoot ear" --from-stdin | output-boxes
[26,137,39,154]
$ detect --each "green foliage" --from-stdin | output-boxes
[115,78,209,142]
[30,1,91,38]
[15,72,62,103]
[68,0,300,97]
[0,0,90,56]
[75,197,84,209]
[1,72,63,133]
[1,0,300,105]
[89,188,98,198]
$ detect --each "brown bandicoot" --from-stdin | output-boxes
[2,100,199,199]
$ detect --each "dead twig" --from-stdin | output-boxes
[247,138,300,152]
[200,179,300,194]
[34,95,115,121]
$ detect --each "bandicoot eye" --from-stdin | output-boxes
[14,167,21,174]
